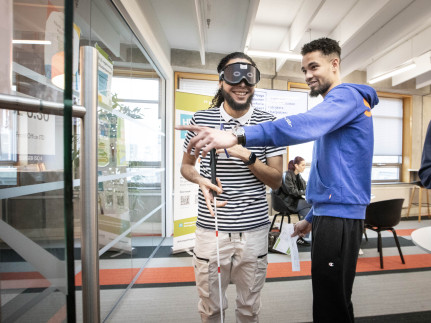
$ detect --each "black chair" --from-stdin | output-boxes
[364,198,405,269]
[269,172,296,232]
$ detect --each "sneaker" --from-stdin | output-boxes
[296,237,310,246]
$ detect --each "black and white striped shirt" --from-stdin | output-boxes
[183,103,285,232]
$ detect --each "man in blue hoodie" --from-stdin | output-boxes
[177,37,379,322]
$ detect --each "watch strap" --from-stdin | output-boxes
[237,133,246,146]
[244,152,256,165]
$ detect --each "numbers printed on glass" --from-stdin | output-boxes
[26,112,50,121]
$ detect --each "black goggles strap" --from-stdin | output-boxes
[219,63,260,85]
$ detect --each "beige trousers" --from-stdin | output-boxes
[193,227,269,323]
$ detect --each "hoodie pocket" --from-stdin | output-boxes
[311,163,341,203]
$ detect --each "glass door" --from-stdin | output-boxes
[0,0,75,321]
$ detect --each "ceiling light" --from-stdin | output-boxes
[368,62,416,84]
[246,49,302,61]
[12,40,51,45]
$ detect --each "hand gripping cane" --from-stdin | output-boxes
[210,149,224,323]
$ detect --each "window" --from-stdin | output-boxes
[371,97,403,182]
[111,76,162,165]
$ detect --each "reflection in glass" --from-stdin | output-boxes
[1,0,69,315]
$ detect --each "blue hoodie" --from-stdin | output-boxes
[244,83,379,221]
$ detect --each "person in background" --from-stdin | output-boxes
[177,37,379,322]
[180,52,285,322]
[419,120,431,188]
[280,156,311,246]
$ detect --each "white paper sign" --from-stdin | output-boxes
[273,223,301,271]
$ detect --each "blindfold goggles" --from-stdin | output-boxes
[219,63,260,86]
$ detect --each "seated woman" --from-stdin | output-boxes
[281,156,312,246]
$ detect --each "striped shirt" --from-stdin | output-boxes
[183,103,285,232]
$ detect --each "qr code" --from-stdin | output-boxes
[181,195,190,205]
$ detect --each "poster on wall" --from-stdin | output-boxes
[173,91,213,253]
[96,43,114,110]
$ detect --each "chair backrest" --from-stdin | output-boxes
[271,189,288,213]
[365,198,405,228]
[271,171,295,214]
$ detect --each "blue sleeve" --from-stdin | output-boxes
[305,207,313,223]
[244,87,363,147]
[419,121,431,188]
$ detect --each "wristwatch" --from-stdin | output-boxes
[244,152,257,166]
[232,125,246,146]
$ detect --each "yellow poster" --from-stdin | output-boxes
[173,91,213,253]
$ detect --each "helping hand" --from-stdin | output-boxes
[176,125,238,158]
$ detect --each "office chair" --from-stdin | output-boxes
[269,172,296,232]
[364,198,405,269]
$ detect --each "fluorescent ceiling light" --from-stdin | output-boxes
[12,40,51,45]
[368,62,416,84]
[246,49,302,61]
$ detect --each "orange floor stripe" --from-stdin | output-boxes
[1,279,51,289]
[356,253,431,272]
[135,266,196,284]
[103,253,431,285]
[396,228,416,236]
[2,254,431,288]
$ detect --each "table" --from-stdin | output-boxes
[411,226,431,253]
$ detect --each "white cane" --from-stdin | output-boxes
[210,149,224,323]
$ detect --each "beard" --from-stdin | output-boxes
[309,81,331,97]
[221,86,254,111]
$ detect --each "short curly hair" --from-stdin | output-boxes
[301,37,341,58]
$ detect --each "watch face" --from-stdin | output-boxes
[234,126,245,136]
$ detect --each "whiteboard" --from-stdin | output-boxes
[253,88,308,119]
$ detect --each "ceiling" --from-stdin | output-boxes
[145,0,431,89]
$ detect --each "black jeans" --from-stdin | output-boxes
[311,216,363,322]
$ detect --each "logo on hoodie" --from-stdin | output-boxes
[284,117,293,127]
[363,98,372,117]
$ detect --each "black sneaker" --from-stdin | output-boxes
[296,237,310,246]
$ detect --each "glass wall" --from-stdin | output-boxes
[1,0,166,321]
[75,0,166,320]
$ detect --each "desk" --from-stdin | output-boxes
[411,226,431,253]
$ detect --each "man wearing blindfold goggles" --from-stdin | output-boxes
[180,52,285,322]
